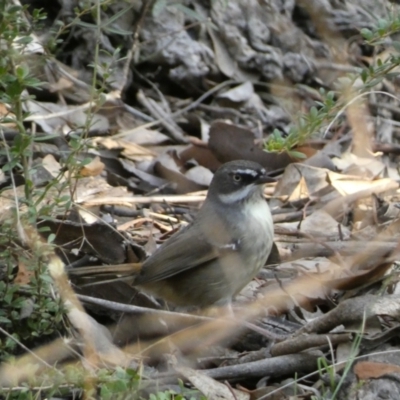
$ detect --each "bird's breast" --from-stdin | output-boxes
[240,199,274,274]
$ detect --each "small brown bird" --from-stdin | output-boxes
[69,160,275,309]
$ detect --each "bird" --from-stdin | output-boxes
[68,160,275,309]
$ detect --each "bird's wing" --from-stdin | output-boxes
[135,223,235,284]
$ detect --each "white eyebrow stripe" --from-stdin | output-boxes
[234,168,259,176]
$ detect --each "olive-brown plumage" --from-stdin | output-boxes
[69,160,275,308]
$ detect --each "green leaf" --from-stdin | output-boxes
[40,274,54,284]
[37,226,51,233]
[360,28,373,40]
[108,379,127,392]
[366,76,384,87]
[7,5,23,13]
[392,41,400,53]
[309,106,318,119]
[288,150,307,159]
[272,128,282,139]
[327,91,335,101]
[33,134,60,142]
[152,0,168,17]
[102,4,134,26]
[0,316,11,324]
[174,4,205,22]
[377,18,388,30]
[100,386,112,399]
[74,20,97,29]
[79,157,94,166]
[103,26,133,35]
[361,69,368,83]
[15,36,33,45]
[16,64,30,80]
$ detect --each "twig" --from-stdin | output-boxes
[137,90,188,143]
[280,240,400,261]
[118,0,155,93]
[113,80,236,138]
[78,194,206,206]
[296,294,400,335]
[77,294,209,320]
[272,209,313,223]
[314,61,362,73]
[202,353,320,380]
[224,381,238,400]
[271,333,351,356]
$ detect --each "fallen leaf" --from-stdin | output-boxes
[80,156,105,177]
[217,81,254,104]
[354,361,400,380]
[176,366,250,400]
[208,121,292,170]
[14,262,34,285]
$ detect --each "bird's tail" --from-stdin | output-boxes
[66,263,142,286]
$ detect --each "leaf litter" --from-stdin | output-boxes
[3,0,400,398]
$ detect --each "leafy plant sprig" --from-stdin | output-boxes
[265,10,400,157]
[264,89,338,157]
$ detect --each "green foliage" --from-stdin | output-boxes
[359,13,400,88]
[0,222,65,359]
[311,329,364,400]
[0,1,44,200]
[0,0,131,364]
[48,0,135,54]
[0,1,67,361]
[147,380,205,400]
[264,89,338,156]
[265,10,400,157]
[0,366,206,400]
[97,367,141,400]
[1,0,398,399]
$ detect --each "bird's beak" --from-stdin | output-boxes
[255,174,276,184]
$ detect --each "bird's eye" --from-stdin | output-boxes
[233,174,242,182]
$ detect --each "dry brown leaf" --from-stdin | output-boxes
[14,262,34,285]
[154,152,207,193]
[180,143,221,171]
[42,154,63,178]
[48,76,74,92]
[208,121,292,170]
[354,361,400,380]
[325,261,393,291]
[277,210,351,239]
[328,177,394,197]
[94,137,155,161]
[0,103,10,116]
[287,176,309,202]
[295,145,318,159]
[123,127,170,145]
[25,100,109,135]
[176,366,250,400]
[0,103,16,128]
[272,164,332,207]
[80,156,105,177]
[184,165,213,186]
[217,81,255,104]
